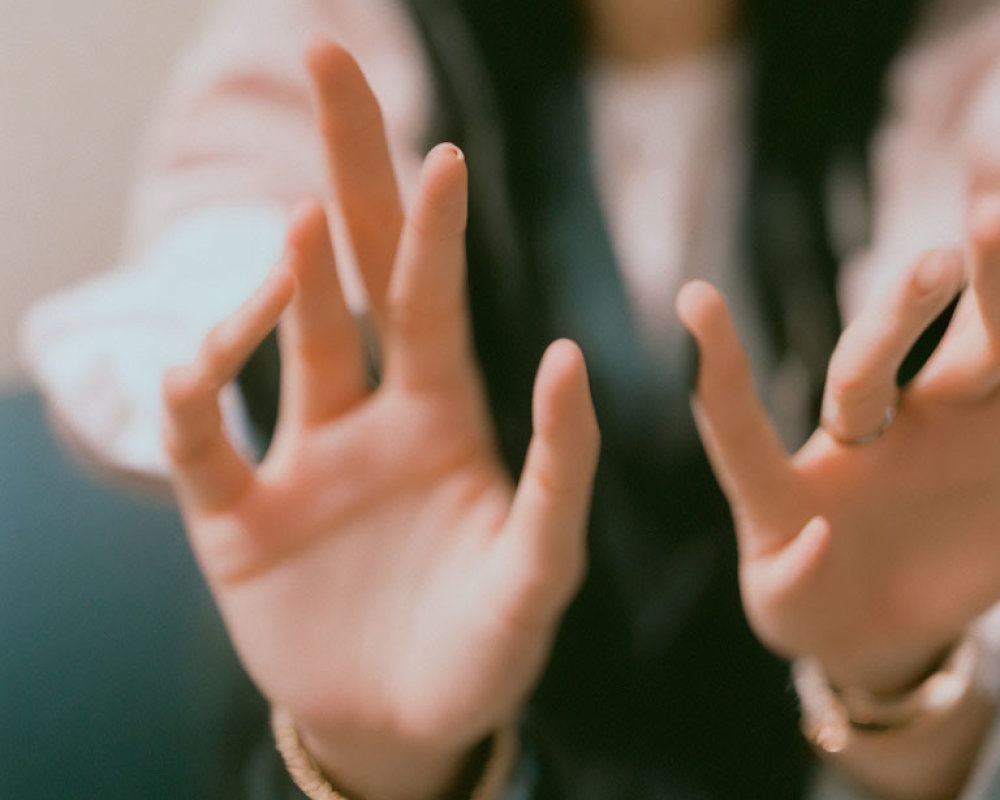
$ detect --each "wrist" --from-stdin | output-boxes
[819,640,956,698]
[291,714,472,800]
[795,631,988,751]
[794,631,998,800]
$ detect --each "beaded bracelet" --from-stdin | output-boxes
[271,707,518,800]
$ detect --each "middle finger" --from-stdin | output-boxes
[306,40,404,319]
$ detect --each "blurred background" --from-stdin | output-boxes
[1,0,208,387]
[3,7,267,800]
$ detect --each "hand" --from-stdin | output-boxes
[161,42,599,800]
[676,194,1000,696]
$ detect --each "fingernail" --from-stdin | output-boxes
[683,330,700,393]
[445,143,464,162]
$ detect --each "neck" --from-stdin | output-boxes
[584,0,740,67]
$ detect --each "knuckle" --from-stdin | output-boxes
[531,458,583,500]
[825,367,869,405]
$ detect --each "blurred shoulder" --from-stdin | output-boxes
[177,0,432,109]
[887,0,1000,142]
[838,0,1000,316]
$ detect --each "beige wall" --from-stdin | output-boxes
[1,0,209,387]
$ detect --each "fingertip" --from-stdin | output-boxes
[305,40,375,128]
[675,280,726,335]
[675,281,738,394]
[412,143,469,237]
[423,142,468,189]
[534,339,599,454]
[539,337,585,379]
[429,141,465,164]
[970,193,1000,250]
[286,198,324,237]
[535,339,585,406]
[674,280,701,327]
[285,200,330,255]
[304,36,354,82]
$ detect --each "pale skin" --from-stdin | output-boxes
[163,44,599,800]
[161,4,1000,800]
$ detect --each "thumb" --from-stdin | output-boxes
[496,340,600,627]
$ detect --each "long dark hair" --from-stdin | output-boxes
[746,0,925,393]
[446,0,926,430]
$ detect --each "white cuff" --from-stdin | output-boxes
[19,203,285,478]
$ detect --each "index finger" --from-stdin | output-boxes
[163,264,294,511]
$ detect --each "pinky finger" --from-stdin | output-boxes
[162,263,295,510]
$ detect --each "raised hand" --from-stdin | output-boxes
[676,194,1000,696]
[161,43,599,800]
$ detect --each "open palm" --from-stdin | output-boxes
[161,43,598,797]
[677,197,1000,692]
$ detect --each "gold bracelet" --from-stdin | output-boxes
[271,707,518,800]
[793,632,984,754]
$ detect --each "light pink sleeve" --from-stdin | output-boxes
[124,0,431,254]
[20,0,432,478]
[839,0,1000,319]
